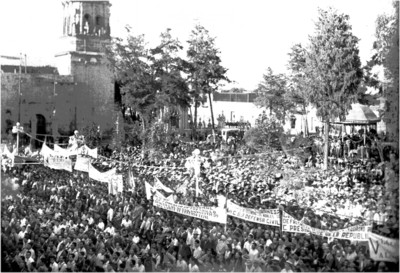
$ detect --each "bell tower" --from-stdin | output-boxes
[55,0,114,132]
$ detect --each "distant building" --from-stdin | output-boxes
[1,0,116,145]
[193,92,323,135]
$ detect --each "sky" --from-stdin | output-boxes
[0,0,394,90]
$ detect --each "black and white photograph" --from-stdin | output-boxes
[1,0,399,272]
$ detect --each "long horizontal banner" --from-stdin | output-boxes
[227,200,280,226]
[153,191,227,224]
[44,154,72,172]
[88,163,116,183]
[368,232,399,263]
[74,155,90,172]
[282,212,371,241]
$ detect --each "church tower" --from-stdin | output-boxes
[55,0,114,133]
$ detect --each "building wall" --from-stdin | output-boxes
[192,93,323,135]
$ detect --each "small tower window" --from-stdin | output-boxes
[95,16,104,36]
[83,14,91,34]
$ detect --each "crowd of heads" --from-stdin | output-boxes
[1,137,399,272]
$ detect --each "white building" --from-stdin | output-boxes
[192,92,324,135]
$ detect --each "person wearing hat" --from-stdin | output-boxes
[281,259,295,273]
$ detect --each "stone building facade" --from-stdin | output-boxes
[1,0,116,144]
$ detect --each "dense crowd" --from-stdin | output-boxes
[1,137,399,272]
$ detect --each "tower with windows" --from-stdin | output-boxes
[55,0,114,132]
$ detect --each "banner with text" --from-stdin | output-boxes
[78,145,98,158]
[282,212,371,241]
[227,200,280,226]
[44,154,73,172]
[74,156,90,172]
[154,177,174,193]
[88,163,116,183]
[153,192,227,224]
[368,233,399,263]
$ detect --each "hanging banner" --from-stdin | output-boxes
[88,163,116,183]
[368,233,399,263]
[74,156,90,172]
[108,174,123,195]
[145,182,155,200]
[153,192,227,224]
[128,167,136,193]
[54,144,73,156]
[78,145,98,158]
[39,143,54,158]
[44,154,73,172]
[154,177,174,193]
[227,200,280,226]
[282,212,371,241]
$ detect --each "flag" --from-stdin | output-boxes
[128,165,135,193]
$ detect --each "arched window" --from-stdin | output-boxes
[83,14,91,34]
[95,15,104,35]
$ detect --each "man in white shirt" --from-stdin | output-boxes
[192,240,203,259]
[243,233,254,253]
[121,215,132,229]
[97,220,105,230]
[107,207,114,223]
[50,256,59,272]
[104,223,115,236]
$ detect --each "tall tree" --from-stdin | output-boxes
[286,43,312,136]
[186,24,229,140]
[254,67,291,124]
[107,28,190,149]
[368,2,399,143]
[306,8,363,169]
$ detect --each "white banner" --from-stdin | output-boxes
[368,233,399,263]
[44,154,73,172]
[154,177,174,193]
[78,145,98,158]
[54,144,73,156]
[88,163,116,183]
[108,174,123,195]
[153,192,227,224]
[145,182,155,200]
[227,200,280,226]
[39,143,54,158]
[74,156,90,172]
[282,212,371,241]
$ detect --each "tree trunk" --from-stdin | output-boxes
[208,92,216,143]
[323,121,329,170]
[193,101,198,141]
[303,106,308,137]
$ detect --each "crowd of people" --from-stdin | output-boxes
[1,135,399,272]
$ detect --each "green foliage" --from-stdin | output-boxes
[141,121,173,162]
[286,43,311,114]
[185,24,230,133]
[81,122,101,148]
[306,8,363,121]
[106,28,191,132]
[243,112,283,151]
[254,67,292,123]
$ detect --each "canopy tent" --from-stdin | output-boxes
[341,103,380,125]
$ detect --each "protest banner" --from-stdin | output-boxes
[227,200,280,227]
[368,233,399,263]
[128,166,135,193]
[54,144,74,156]
[44,154,73,172]
[145,182,155,200]
[78,145,98,158]
[282,212,371,241]
[153,192,227,224]
[108,174,123,195]
[88,163,116,183]
[154,177,174,193]
[39,143,54,158]
[74,155,90,172]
